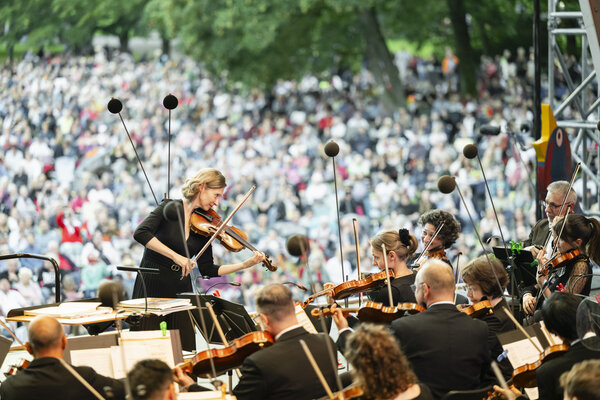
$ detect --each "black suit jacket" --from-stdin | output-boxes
[524,218,550,248]
[0,357,125,400]
[233,327,339,400]
[391,303,491,399]
[536,338,600,400]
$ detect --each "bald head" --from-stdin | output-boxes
[28,316,65,356]
[415,260,456,305]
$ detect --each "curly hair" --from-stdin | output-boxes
[181,168,226,201]
[418,209,461,248]
[461,255,508,298]
[370,229,418,261]
[345,324,417,400]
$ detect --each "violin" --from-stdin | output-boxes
[303,270,395,308]
[179,330,274,377]
[427,247,447,260]
[538,248,587,276]
[315,384,364,400]
[508,343,569,388]
[311,301,424,324]
[191,209,278,271]
[457,300,493,319]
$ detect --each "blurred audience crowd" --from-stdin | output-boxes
[0,45,594,340]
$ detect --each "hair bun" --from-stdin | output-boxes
[398,228,411,247]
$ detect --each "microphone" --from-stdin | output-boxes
[107,98,123,114]
[98,280,126,309]
[480,125,501,136]
[107,97,158,205]
[163,94,178,199]
[437,175,456,194]
[324,140,346,286]
[116,266,160,274]
[286,235,310,257]
[283,281,308,292]
[203,281,241,295]
[163,94,178,110]
[462,144,478,160]
[0,253,61,303]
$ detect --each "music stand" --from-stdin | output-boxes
[493,246,537,316]
[178,293,257,345]
[0,335,11,367]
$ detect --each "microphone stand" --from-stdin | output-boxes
[0,253,61,303]
[116,266,159,317]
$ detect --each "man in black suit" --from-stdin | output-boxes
[536,293,600,400]
[390,259,492,399]
[232,283,339,400]
[0,315,124,400]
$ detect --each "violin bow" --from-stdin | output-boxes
[502,306,543,353]
[543,207,572,273]
[299,339,335,399]
[0,317,24,347]
[413,222,445,266]
[382,243,394,307]
[352,217,362,307]
[191,185,256,264]
[541,162,580,250]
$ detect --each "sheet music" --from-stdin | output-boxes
[524,387,539,400]
[178,393,236,399]
[110,331,175,379]
[502,336,543,368]
[70,348,114,378]
[295,303,318,334]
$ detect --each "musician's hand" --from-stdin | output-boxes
[173,366,196,389]
[245,251,266,268]
[173,254,195,277]
[330,304,349,331]
[491,384,522,400]
[523,293,536,315]
[323,283,335,305]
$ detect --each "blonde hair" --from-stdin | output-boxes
[181,169,226,201]
[370,229,418,261]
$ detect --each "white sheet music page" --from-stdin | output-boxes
[110,330,175,379]
[295,303,318,334]
[70,348,114,378]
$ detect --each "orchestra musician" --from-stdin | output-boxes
[127,359,179,400]
[389,259,493,399]
[461,255,515,378]
[524,180,577,257]
[0,316,125,400]
[344,323,434,400]
[366,228,419,306]
[535,292,600,400]
[414,209,461,269]
[522,214,600,317]
[131,168,265,350]
[232,283,338,400]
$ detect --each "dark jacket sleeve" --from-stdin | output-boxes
[232,357,268,400]
[74,365,126,400]
[133,200,168,246]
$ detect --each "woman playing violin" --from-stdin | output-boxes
[522,214,600,316]
[367,228,419,306]
[132,168,266,350]
[345,324,434,400]
[413,209,461,269]
[462,255,515,378]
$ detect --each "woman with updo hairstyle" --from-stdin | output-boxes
[523,214,600,317]
[132,168,265,350]
[414,209,461,268]
[345,324,434,400]
[367,228,419,306]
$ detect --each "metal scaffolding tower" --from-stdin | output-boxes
[547,0,600,215]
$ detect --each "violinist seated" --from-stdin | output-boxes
[522,215,600,320]
[344,324,434,400]
[412,209,461,270]
[129,359,185,400]
[0,315,125,400]
[534,293,600,400]
[390,259,495,399]
[232,283,339,400]
[462,255,516,379]
[522,181,577,258]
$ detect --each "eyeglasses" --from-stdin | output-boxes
[543,201,570,210]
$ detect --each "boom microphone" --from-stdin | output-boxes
[480,125,501,136]
[324,141,340,157]
[107,98,123,114]
[286,235,310,257]
[462,144,478,160]
[163,94,178,110]
[437,175,457,194]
